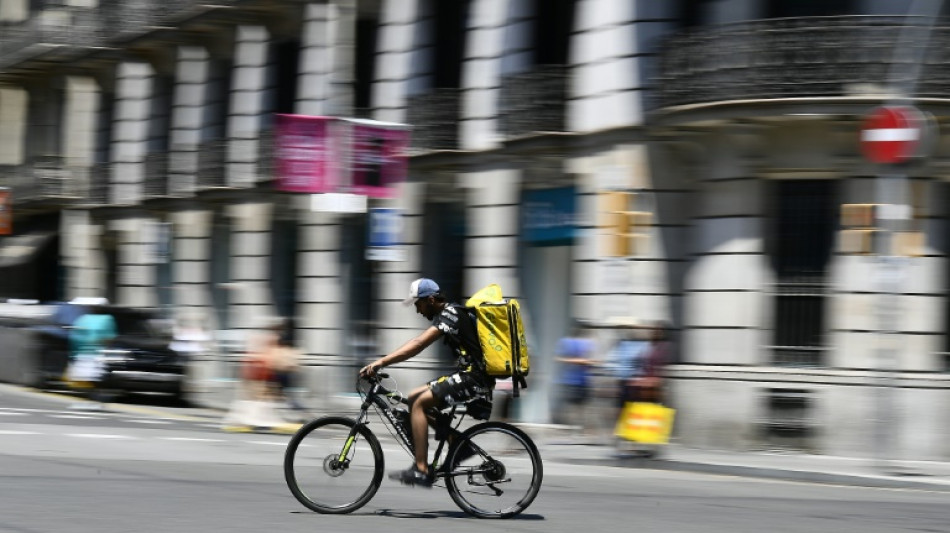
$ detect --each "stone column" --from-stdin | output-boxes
[111,217,160,308]
[62,76,99,171]
[111,61,153,205]
[171,209,214,319]
[228,25,269,187]
[372,0,424,123]
[0,85,27,165]
[169,46,209,195]
[460,0,509,151]
[227,202,275,331]
[294,1,357,378]
[61,210,103,300]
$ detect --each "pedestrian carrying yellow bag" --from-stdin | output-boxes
[615,402,676,444]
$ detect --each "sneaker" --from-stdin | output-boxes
[388,465,433,488]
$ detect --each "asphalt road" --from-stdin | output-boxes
[1,386,948,533]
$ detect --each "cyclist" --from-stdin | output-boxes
[359,278,493,487]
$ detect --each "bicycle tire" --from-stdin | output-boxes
[284,416,384,514]
[444,421,543,519]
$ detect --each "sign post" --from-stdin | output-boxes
[861,103,932,474]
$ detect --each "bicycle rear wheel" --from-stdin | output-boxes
[284,416,384,514]
[444,422,543,518]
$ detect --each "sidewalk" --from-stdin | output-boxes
[537,437,950,492]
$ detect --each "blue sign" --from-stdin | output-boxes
[367,207,405,261]
[522,186,577,245]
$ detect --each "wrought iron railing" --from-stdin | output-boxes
[144,152,170,198]
[196,139,227,189]
[657,16,950,108]
[257,128,275,183]
[0,6,104,70]
[0,1,239,67]
[499,65,569,138]
[87,163,111,205]
[407,89,460,151]
[0,157,83,203]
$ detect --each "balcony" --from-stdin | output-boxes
[196,139,227,189]
[0,157,81,204]
[144,152,170,199]
[0,6,104,70]
[86,163,111,205]
[656,16,950,109]
[499,65,568,139]
[101,0,237,44]
[257,128,275,183]
[406,89,461,151]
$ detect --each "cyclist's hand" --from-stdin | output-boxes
[360,361,382,378]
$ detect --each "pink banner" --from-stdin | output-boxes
[274,114,339,193]
[348,122,410,198]
[275,114,409,197]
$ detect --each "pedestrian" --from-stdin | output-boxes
[630,321,671,405]
[605,321,648,410]
[268,318,307,416]
[66,305,117,411]
[221,319,291,431]
[554,323,597,435]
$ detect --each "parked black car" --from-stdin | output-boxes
[28,302,187,402]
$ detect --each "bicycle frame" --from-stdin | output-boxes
[352,374,460,473]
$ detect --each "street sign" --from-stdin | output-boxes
[860,105,924,165]
[367,207,405,261]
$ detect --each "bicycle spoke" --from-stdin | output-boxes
[445,423,543,518]
[284,417,383,514]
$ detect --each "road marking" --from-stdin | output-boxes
[163,437,224,443]
[0,430,39,435]
[128,419,172,425]
[67,433,137,440]
[0,411,27,416]
[245,440,288,447]
[49,415,103,420]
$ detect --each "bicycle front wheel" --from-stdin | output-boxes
[284,416,384,514]
[444,422,543,519]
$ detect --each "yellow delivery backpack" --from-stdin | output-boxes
[466,284,530,396]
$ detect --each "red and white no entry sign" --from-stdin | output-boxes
[860,105,925,165]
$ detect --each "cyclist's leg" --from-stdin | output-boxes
[407,385,439,473]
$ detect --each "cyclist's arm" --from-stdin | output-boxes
[362,326,442,375]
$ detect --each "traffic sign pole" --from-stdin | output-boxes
[863,0,943,475]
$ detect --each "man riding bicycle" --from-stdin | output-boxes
[359,278,494,487]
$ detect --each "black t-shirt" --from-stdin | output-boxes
[431,304,487,377]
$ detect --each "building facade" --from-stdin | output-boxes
[1,0,949,459]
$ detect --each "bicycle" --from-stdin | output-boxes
[284,372,543,518]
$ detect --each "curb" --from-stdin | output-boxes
[564,456,950,492]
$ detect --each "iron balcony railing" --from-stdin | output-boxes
[0,157,82,204]
[407,89,461,151]
[0,6,104,70]
[144,152,170,199]
[0,1,238,68]
[657,16,950,108]
[258,128,275,183]
[86,163,111,205]
[499,65,568,138]
[196,139,227,189]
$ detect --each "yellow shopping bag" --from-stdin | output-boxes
[614,402,675,444]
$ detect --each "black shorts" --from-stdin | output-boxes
[428,372,493,409]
